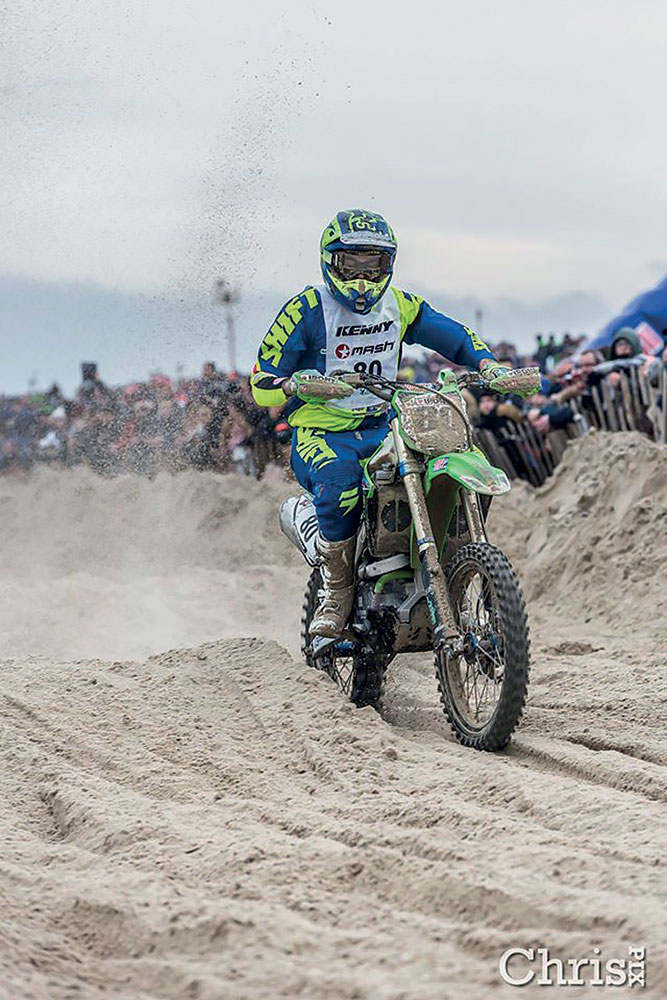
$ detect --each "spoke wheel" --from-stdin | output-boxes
[436,542,530,750]
[301,568,387,710]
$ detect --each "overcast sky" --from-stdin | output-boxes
[2,0,666,391]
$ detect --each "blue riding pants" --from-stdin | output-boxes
[290,416,389,541]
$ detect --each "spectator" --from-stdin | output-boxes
[609,328,642,361]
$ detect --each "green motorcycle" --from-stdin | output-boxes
[280,367,538,751]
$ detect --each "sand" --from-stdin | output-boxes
[1,432,665,998]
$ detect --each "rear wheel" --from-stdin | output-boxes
[436,542,530,750]
[301,568,387,710]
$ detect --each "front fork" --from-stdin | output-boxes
[391,419,460,650]
[461,490,489,544]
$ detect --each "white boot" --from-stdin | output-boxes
[309,534,356,639]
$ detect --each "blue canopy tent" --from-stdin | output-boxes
[586,276,667,355]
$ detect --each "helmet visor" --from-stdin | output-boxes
[331,249,393,282]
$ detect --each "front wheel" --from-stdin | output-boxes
[301,568,387,710]
[436,542,530,750]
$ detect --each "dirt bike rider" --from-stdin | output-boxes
[251,209,530,640]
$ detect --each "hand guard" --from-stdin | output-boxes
[480,361,542,399]
[481,363,541,399]
[283,369,355,403]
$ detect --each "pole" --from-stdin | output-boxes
[214,279,240,374]
[225,307,237,373]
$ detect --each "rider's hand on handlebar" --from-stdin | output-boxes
[283,370,355,402]
[479,361,512,381]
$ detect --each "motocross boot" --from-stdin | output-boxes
[309,534,356,639]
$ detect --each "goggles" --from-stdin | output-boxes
[331,249,393,282]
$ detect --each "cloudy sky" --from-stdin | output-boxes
[2,0,666,391]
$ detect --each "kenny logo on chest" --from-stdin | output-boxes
[335,320,394,337]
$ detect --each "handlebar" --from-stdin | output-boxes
[331,366,540,401]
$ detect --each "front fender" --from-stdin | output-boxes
[426,448,511,496]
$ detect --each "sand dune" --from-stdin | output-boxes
[1,433,665,998]
[0,467,303,660]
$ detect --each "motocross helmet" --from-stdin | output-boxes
[320,209,397,314]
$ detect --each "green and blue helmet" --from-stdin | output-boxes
[320,209,397,314]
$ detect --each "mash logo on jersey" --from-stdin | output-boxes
[350,340,394,357]
[335,320,394,338]
[335,343,351,360]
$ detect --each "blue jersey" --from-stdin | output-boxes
[251,284,494,431]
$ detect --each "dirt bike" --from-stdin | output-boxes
[280,367,537,751]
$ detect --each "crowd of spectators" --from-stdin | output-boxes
[0,362,290,478]
[3,326,665,483]
[401,327,667,483]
